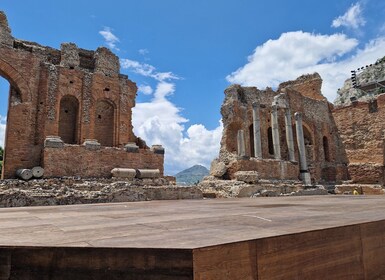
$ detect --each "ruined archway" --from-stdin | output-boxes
[94,100,115,147]
[59,95,79,144]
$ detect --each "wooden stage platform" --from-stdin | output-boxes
[0,196,384,279]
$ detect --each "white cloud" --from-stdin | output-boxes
[138,84,153,95]
[131,79,222,174]
[138,48,149,56]
[0,115,6,148]
[227,31,385,101]
[99,27,120,51]
[120,59,179,82]
[332,2,366,29]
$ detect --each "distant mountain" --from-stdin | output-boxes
[175,165,209,185]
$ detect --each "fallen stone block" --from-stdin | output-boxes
[16,169,33,181]
[32,166,44,178]
[136,169,161,179]
[234,171,259,183]
[210,159,227,178]
[111,168,136,179]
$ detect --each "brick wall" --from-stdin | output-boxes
[333,94,385,184]
[43,145,164,178]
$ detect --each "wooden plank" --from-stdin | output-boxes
[0,247,193,280]
[193,241,257,280]
[256,225,365,279]
[360,220,385,279]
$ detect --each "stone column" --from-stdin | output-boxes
[284,108,295,162]
[294,112,311,186]
[252,102,262,159]
[237,130,246,157]
[271,105,281,159]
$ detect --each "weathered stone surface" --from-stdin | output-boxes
[136,169,160,179]
[0,178,202,207]
[31,166,44,178]
[83,139,101,150]
[44,136,64,148]
[234,171,259,183]
[335,184,385,195]
[124,142,139,153]
[111,168,136,179]
[210,159,227,178]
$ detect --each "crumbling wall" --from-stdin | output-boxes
[333,94,385,184]
[0,11,163,179]
[213,73,348,185]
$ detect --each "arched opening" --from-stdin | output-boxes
[0,76,10,177]
[59,95,79,144]
[323,136,330,162]
[94,100,115,146]
[267,127,274,155]
[249,124,254,157]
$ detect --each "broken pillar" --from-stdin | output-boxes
[294,112,312,186]
[237,130,246,157]
[285,108,295,162]
[271,105,281,159]
[252,102,262,159]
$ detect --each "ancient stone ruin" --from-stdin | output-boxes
[207,73,348,188]
[0,11,164,179]
[333,56,385,192]
[204,62,385,196]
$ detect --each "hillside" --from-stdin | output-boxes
[175,165,209,185]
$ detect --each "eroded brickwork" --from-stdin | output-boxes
[0,11,164,179]
[212,73,348,185]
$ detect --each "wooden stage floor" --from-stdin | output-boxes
[0,196,385,279]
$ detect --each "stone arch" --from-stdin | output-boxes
[59,95,79,144]
[0,58,31,103]
[94,99,115,146]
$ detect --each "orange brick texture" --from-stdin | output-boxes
[0,12,163,179]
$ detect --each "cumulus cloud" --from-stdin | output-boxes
[227,31,385,101]
[132,81,222,174]
[0,115,6,148]
[123,59,221,174]
[138,84,153,95]
[332,2,366,29]
[99,27,120,51]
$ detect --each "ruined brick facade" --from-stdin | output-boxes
[331,58,385,187]
[213,73,349,185]
[0,11,164,179]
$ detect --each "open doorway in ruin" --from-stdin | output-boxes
[0,76,9,177]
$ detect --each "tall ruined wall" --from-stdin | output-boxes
[215,73,348,184]
[333,94,385,184]
[0,11,163,179]
[332,57,385,185]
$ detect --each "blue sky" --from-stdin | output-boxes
[1,0,385,174]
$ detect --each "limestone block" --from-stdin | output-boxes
[234,171,259,184]
[111,168,136,179]
[94,47,120,77]
[83,139,101,150]
[151,145,165,155]
[32,166,44,178]
[210,159,227,178]
[60,43,80,68]
[136,169,160,179]
[44,136,64,148]
[16,169,33,181]
[124,142,139,153]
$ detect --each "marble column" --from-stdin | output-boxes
[252,102,262,159]
[237,129,246,157]
[271,105,281,159]
[284,108,295,162]
[294,112,311,185]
